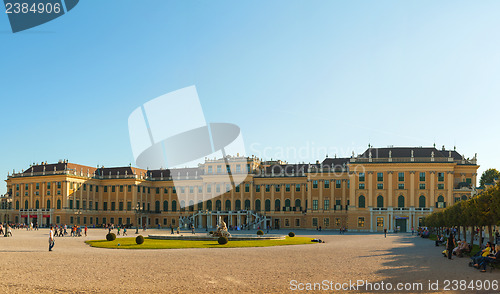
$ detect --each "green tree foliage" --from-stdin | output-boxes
[479,168,500,187]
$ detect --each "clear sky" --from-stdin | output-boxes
[1,0,499,194]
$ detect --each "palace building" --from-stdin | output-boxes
[0,146,479,232]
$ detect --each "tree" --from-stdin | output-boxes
[479,168,500,187]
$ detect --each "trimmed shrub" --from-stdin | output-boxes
[209,231,214,235]
[136,235,145,245]
[257,230,264,236]
[106,233,116,241]
[218,236,228,245]
[288,232,295,237]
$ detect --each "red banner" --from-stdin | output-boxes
[42,215,50,218]
[30,215,37,218]
[21,215,27,218]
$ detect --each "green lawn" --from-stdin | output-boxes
[85,236,315,249]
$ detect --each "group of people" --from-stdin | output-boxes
[51,224,88,237]
[0,223,13,236]
[470,242,500,272]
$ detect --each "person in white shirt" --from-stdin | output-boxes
[49,226,55,251]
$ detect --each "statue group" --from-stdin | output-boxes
[211,216,231,238]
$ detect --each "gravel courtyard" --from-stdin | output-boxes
[0,229,497,293]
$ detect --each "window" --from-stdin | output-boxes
[419,172,426,182]
[377,217,384,227]
[284,199,291,211]
[216,184,221,193]
[69,200,74,209]
[217,165,221,173]
[335,218,341,226]
[324,180,330,189]
[436,195,445,208]
[336,180,341,188]
[419,183,426,189]
[82,200,86,210]
[247,164,251,172]
[206,200,212,211]
[358,195,365,208]
[57,199,61,209]
[172,200,177,212]
[397,195,405,208]
[265,199,271,211]
[245,184,249,192]
[35,200,39,209]
[172,187,176,194]
[236,164,241,173]
[359,173,365,182]
[36,183,39,190]
[324,199,330,210]
[419,195,426,208]
[323,218,330,227]
[255,199,261,211]
[112,186,115,193]
[312,200,318,210]
[57,182,61,189]
[104,186,108,193]
[206,185,211,193]
[103,202,108,211]
[163,201,168,211]
[163,218,167,225]
[377,183,383,189]
[128,185,132,192]
[377,173,383,181]
[377,195,384,208]
[313,180,318,188]
[398,172,404,181]
[295,219,300,227]
[359,183,365,189]
[265,185,270,192]
[466,178,472,184]
[236,185,240,193]
[438,172,445,182]
[296,184,301,192]
[198,186,202,193]
[295,199,301,210]
[275,184,280,192]
[46,200,51,209]
[156,187,160,194]
[111,202,115,211]
[312,218,318,227]
[244,200,250,210]
[95,202,99,210]
[438,184,444,190]
[358,217,365,227]
[256,185,260,192]
[207,166,212,174]
[215,200,221,211]
[119,202,124,211]
[25,183,29,190]
[226,165,231,173]
[275,199,281,211]
[180,187,185,193]
[398,183,404,189]
[284,218,290,227]
[285,184,290,192]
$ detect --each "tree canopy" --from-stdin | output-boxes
[479,168,500,187]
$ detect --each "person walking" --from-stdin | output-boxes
[191,224,195,235]
[84,225,88,237]
[384,228,387,238]
[446,233,456,260]
[123,227,127,236]
[49,226,55,251]
[170,224,174,235]
[7,224,13,237]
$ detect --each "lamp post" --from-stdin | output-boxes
[135,204,140,234]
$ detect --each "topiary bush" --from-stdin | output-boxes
[209,231,214,235]
[136,235,145,245]
[257,230,264,236]
[106,233,116,241]
[218,236,228,245]
[288,232,295,237]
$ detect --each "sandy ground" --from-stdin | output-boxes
[0,228,498,293]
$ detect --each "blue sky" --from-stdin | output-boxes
[1,0,499,194]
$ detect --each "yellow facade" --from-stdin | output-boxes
[1,147,478,232]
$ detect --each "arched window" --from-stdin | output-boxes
[358,195,365,208]
[163,200,168,211]
[244,199,250,210]
[47,200,51,209]
[189,200,194,212]
[16,200,19,210]
[275,199,281,212]
[180,200,186,212]
[35,200,39,209]
[285,199,291,208]
[57,199,61,209]
[295,199,301,209]
[24,200,28,209]
[235,200,240,211]
[215,200,221,211]
[377,195,384,208]
[255,199,261,211]
[398,195,405,208]
[155,201,160,213]
[197,201,203,211]
[225,200,231,211]
[419,195,426,208]
[437,195,445,208]
[172,200,177,212]
[206,200,212,211]
[265,199,271,212]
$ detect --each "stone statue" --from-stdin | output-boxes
[211,216,231,237]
